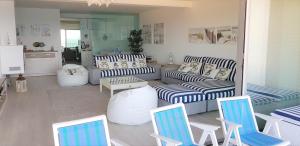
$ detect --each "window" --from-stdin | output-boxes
[61,29,81,48]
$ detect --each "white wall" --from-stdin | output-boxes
[266,0,300,91]
[0,0,17,77]
[15,8,61,52]
[139,0,239,64]
[246,0,271,86]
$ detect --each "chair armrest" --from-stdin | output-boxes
[217,118,243,146]
[255,113,282,122]
[150,133,182,146]
[190,122,219,131]
[216,118,242,128]
[111,138,130,146]
[255,113,283,138]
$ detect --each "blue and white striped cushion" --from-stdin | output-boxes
[184,56,205,63]
[164,71,186,80]
[154,84,205,104]
[272,105,300,126]
[94,55,120,66]
[203,57,236,81]
[100,67,155,77]
[247,83,300,101]
[181,74,214,82]
[247,91,278,106]
[121,54,146,61]
[181,80,235,100]
[58,120,108,146]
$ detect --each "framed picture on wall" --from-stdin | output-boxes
[142,24,152,44]
[215,26,238,44]
[188,28,216,44]
[153,23,165,44]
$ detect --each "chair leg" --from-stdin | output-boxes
[198,131,219,146]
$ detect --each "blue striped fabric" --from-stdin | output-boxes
[181,80,235,100]
[247,91,277,106]
[240,132,284,146]
[220,99,257,136]
[181,74,214,82]
[247,83,300,101]
[121,54,146,61]
[154,84,205,104]
[100,67,155,77]
[183,56,205,63]
[164,71,186,80]
[273,105,300,124]
[154,107,196,146]
[58,121,108,146]
[202,57,236,81]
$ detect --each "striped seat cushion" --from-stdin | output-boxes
[100,67,155,77]
[154,84,205,104]
[272,105,300,126]
[247,83,300,101]
[164,71,186,80]
[181,74,214,82]
[240,132,285,146]
[181,80,235,100]
[58,120,108,146]
[247,91,278,106]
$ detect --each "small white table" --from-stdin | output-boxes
[100,76,148,97]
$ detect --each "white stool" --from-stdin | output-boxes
[107,85,158,125]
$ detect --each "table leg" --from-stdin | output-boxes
[110,89,113,97]
[100,83,103,93]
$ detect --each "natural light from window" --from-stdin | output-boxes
[61,29,81,48]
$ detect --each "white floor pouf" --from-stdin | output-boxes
[57,64,88,87]
[107,85,158,125]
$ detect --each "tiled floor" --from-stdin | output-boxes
[0,76,222,146]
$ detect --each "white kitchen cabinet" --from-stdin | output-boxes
[24,51,60,76]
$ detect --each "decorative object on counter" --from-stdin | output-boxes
[168,52,174,64]
[51,46,54,51]
[33,42,46,47]
[128,29,143,54]
[16,74,27,93]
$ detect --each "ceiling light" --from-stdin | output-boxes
[87,0,114,7]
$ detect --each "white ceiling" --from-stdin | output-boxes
[15,0,193,14]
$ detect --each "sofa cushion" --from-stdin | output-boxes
[121,54,146,61]
[181,80,235,100]
[154,84,205,104]
[181,74,214,82]
[100,67,156,78]
[184,56,205,63]
[165,71,187,80]
[202,57,236,81]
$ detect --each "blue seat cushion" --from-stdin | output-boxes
[100,67,156,77]
[241,132,285,146]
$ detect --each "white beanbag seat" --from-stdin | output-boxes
[57,64,88,87]
[107,85,158,125]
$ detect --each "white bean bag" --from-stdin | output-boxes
[57,64,88,87]
[107,85,158,125]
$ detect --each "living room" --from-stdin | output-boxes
[0,0,299,146]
